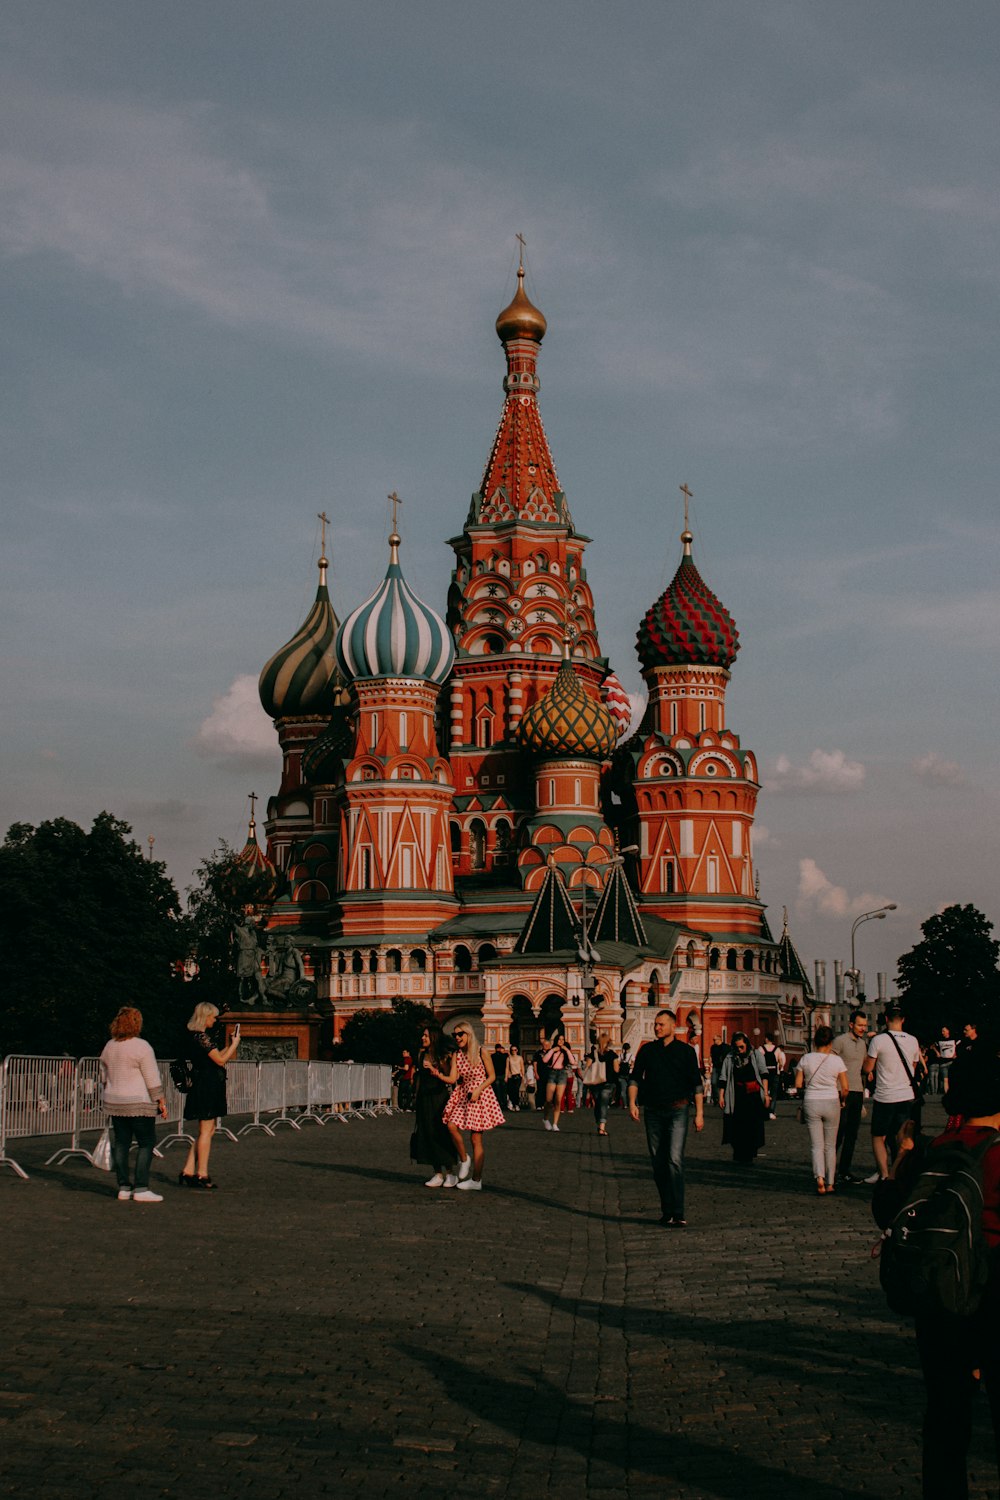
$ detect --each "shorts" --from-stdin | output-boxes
[871,1099,916,1139]
[548,1068,569,1085]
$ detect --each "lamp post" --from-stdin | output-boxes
[577,844,638,1047]
[848,904,897,1005]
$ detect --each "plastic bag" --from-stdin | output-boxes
[93,1126,113,1171]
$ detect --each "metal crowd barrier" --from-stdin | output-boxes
[0,1055,392,1180]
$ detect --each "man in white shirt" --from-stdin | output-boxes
[863,1003,922,1180]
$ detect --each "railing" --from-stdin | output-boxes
[0,1054,393,1180]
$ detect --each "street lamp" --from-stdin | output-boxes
[848,904,897,1003]
[577,844,639,1046]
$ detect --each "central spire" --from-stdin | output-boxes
[472,248,569,528]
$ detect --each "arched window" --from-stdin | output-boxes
[408,949,427,973]
[742,950,754,972]
[494,819,512,860]
[647,969,661,1006]
[726,948,738,971]
[336,953,347,975]
[470,819,486,871]
[686,941,696,968]
[478,943,498,965]
[709,947,720,970]
[453,945,473,973]
[368,950,378,974]
[450,821,461,855]
[386,949,402,974]
[351,950,363,975]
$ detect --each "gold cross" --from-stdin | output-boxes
[516,232,527,269]
[317,511,330,556]
[679,483,693,530]
[388,491,403,533]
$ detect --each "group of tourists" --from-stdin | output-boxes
[99,1000,238,1200]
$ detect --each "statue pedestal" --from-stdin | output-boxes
[223,1009,322,1061]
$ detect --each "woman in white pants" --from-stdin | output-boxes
[795,1026,848,1195]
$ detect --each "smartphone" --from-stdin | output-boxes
[466,1091,473,1102]
[234,1024,241,1039]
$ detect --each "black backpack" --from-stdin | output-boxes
[879,1131,1000,1318]
[169,1057,193,1094]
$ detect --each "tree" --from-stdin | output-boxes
[0,813,188,1057]
[896,904,1000,1040]
[334,999,437,1063]
[185,841,279,1003]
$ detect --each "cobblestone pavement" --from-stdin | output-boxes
[1,1098,994,1499]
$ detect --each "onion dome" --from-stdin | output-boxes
[637,528,740,672]
[600,669,633,741]
[517,645,617,761]
[335,532,454,685]
[235,810,279,901]
[302,705,353,785]
[496,263,547,344]
[259,554,341,719]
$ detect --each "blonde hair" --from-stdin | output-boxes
[452,1018,482,1059]
[187,1001,220,1033]
[597,1032,611,1055]
[110,1007,142,1039]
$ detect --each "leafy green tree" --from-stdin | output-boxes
[0,813,188,1057]
[185,841,279,1003]
[896,903,1000,1039]
[334,999,437,1063]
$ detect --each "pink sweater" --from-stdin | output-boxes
[99,1037,163,1116]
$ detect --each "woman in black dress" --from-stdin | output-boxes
[410,1024,459,1188]
[179,1001,240,1191]
[717,1033,770,1165]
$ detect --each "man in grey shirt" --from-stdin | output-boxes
[832,1009,869,1184]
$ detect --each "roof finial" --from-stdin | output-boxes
[248,790,258,836]
[516,231,527,272]
[679,483,693,556]
[387,491,402,562]
[317,510,330,583]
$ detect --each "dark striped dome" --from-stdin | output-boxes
[517,657,617,761]
[259,558,341,719]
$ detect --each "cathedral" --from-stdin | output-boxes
[240,258,814,1060]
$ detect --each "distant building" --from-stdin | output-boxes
[248,260,814,1057]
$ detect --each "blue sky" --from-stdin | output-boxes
[4,1,998,988]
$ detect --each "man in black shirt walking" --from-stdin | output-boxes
[628,1009,704,1227]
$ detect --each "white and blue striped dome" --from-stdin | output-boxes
[335,534,455,685]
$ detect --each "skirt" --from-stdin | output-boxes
[442,1081,505,1133]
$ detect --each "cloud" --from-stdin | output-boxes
[797,858,896,920]
[194,675,281,772]
[767,748,866,794]
[911,752,967,788]
[123,798,200,825]
[752,823,775,849]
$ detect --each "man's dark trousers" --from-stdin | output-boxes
[643,1105,690,1219]
[836,1090,864,1176]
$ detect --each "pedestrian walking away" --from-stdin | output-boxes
[795,1026,849,1194]
[758,1033,785,1119]
[410,1023,460,1188]
[179,1001,240,1191]
[585,1032,618,1136]
[864,1003,922,1181]
[505,1045,525,1111]
[832,1009,870,1183]
[628,1009,704,1226]
[718,1034,770,1165]
[441,1022,504,1190]
[99,1006,169,1203]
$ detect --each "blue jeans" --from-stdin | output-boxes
[643,1105,690,1219]
[111,1116,156,1189]
[592,1084,613,1127]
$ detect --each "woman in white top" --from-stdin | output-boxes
[795,1025,849,1195]
[99,1006,168,1203]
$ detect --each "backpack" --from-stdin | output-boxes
[879,1131,1000,1318]
[169,1057,193,1094]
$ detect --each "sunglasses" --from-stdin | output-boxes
[454,1031,468,1040]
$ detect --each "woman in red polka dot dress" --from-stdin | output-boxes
[442,1023,505,1191]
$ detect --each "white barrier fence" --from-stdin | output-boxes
[0,1054,393,1180]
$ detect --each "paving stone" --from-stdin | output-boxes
[2,1103,998,1497]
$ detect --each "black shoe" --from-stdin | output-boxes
[193,1176,218,1191]
[658,1215,672,1226]
[840,1172,860,1185]
[178,1172,195,1187]
[669,1217,688,1228]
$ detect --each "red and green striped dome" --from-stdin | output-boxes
[637,532,739,672]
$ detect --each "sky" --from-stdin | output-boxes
[4,1,999,992]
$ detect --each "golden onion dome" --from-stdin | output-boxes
[496,263,547,344]
[517,650,617,761]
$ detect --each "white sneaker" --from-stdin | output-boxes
[117,1187,132,1201]
[543,1120,552,1131]
[442,1174,459,1188]
[457,1178,482,1191]
[424,1173,445,1188]
[457,1157,472,1181]
[551,1125,560,1132]
[132,1189,163,1203]
[864,1172,881,1185]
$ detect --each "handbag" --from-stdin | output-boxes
[582,1058,606,1087]
[93,1126,113,1171]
